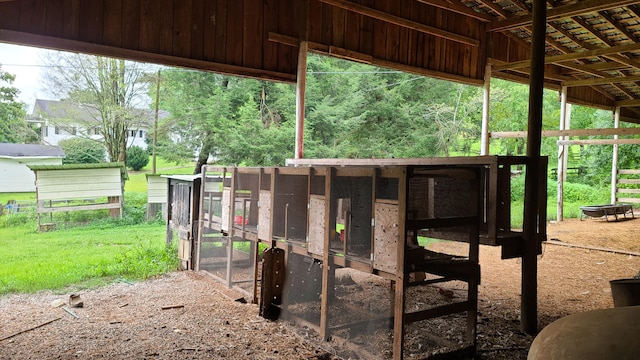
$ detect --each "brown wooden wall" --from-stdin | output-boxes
[0,0,487,85]
[306,0,486,83]
[0,0,301,82]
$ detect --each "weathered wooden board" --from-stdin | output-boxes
[308,194,326,256]
[258,190,271,240]
[373,201,398,273]
[222,188,230,232]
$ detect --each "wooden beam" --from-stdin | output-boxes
[615,98,640,107]
[487,0,640,32]
[598,10,637,42]
[415,0,494,22]
[558,138,640,145]
[317,0,480,47]
[494,41,640,71]
[269,32,485,86]
[474,0,510,19]
[563,74,640,87]
[0,29,297,83]
[521,0,546,335]
[491,127,640,138]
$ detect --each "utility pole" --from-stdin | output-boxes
[152,69,160,175]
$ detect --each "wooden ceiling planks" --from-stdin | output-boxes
[0,0,299,82]
[4,0,640,116]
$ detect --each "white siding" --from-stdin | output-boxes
[0,157,62,192]
[35,168,122,201]
[147,176,168,204]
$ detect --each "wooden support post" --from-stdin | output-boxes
[612,107,620,204]
[294,0,309,159]
[557,86,567,222]
[392,168,408,360]
[480,64,491,156]
[522,0,546,335]
[226,168,238,288]
[320,167,336,340]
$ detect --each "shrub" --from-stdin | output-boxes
[125,146,149,171]
[58,138,105,164]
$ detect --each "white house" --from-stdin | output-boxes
[29,99,168,151]
[0,143,65,192]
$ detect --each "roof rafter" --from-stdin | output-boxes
[487,0,640,32]
[317,0,480,46]
[494,40,640,71]
[415,0,493,22]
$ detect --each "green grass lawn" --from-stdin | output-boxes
[125,157,195,193]
[0,192,37,205]
[0,222,176,295]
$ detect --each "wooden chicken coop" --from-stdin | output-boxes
[196,156,547,359]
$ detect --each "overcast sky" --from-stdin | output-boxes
[0,42,44,113]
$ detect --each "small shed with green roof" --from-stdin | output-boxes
[28,163,128,231]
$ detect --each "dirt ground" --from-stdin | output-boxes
[1,216,639,359]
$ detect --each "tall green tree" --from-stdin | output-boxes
[0,65,30,143]
[41,52,152,162]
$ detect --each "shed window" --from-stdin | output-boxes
[139,130,143,138]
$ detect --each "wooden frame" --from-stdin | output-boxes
[194,156,547,359]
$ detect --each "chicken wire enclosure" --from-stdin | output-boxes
[196,157,546,360]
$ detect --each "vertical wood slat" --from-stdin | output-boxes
[263,0,280,71]
[202,0,217,61]
[359,0,374,55]
[190,0,204,59]
[139,0,173,54]
[419,3,429,68]
[226,0,243,66]
[120,0,139,49]
[397,0,410,65]
[158,0,174,55]
[19,0,46,34]
[139,0,157,53]
[243,0,263,69]
[278,0,296,75]
[173,0,193,58]
[385,1,400,62]
[213,0,228,63]
[372,0,387,60]
[332,6,346,48]
[344,4,359,51]
[102,0,123,47]
[392,168,407,360]
[321,2,333,45]
[45,0,65,37]
[78,0,103,43]
[0,1,20,30]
